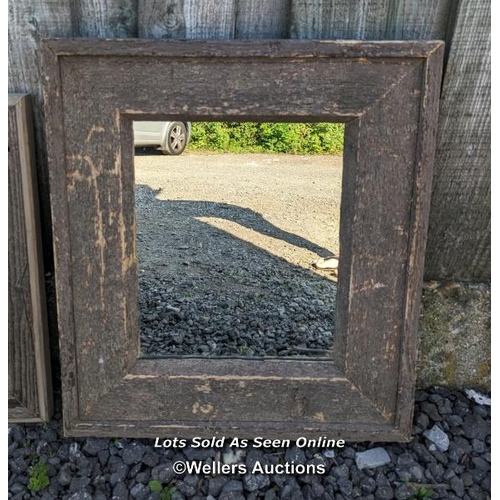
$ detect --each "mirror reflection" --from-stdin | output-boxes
[134,121,344,358]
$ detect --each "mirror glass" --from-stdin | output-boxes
[134,121,344,359]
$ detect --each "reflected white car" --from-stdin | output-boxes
[133,121,191,155]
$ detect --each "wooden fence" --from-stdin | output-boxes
[8,0,490,280]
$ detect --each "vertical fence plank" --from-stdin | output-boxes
[8,0,75,264]
[425,0,490,279]
[138,0,186,38]
[290,0,453,41]
[183,0,237,38]
[139,0,236,39]
[385,0,453,39]
[235,0,289,38]
[290,0,390,39]
[75,0,138,37]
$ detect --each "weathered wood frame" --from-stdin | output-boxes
[9,94,53,422]
[43,39,443,440]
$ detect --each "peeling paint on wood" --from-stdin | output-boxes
[43,40,443,440]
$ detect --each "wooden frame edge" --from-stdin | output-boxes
[8,94,53,422]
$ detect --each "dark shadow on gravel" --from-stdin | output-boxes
[136,185,338,359]
[134,147,164,156]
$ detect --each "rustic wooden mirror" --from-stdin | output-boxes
[43,39,443,440]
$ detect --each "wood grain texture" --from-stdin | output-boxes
[289,0,452,40]
[138,0,187,38]
[184,0,237,38]
[8,0,74,266]
[290,0,391,40]
[75,0,137,37]
[342,65,423,419]
[386,0,454,40]
[235,0,290,38]
[43,40,442,439]
[8,94,53,423]
[425,0,491,280]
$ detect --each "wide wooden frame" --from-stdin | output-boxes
[43,39,443,440]
[9,94,53,422]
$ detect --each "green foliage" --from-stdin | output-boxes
[149,480,163,493]
[148,480,177,500]
[412,487,434,499]
[189,122,344,155]
[28,459,50,492]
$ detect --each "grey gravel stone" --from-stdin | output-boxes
[375,485,394,499]
[57,463,73,486]
[311,482,325,497]
[142,452,159,467]
[41,427,58,443]
[93,492,109,500]
[68,493,93,500]
[472,439,486,453]
[472,456,490,470]
[448,437,472,462]
[110,464,129,487]
[9,482,25,494]
[332,464,350,478]
[170,491,187,500]
[360,476,376,494]
[450,476,465,497]
[423,425,450,452]
[337,478,353,496]
[151,461,175,483]
[10,457,28,474]
[285,446,307,465]
[355,448,392,470]
[112,481,129,500]
[10,426,26,443]
[69,475,91,492]
[98,449,110,467]
[279,483,303,500]
[462,414,490,441]
[122,442,146,465]
[219,492,246,500]
[82,438,108,456]
[264,489,277,500]
[209,476,230,496]
[414,412,430,430]
[408,464,424,482]
[244,472,271,492]
[223,480,244,492]
[394,484,415,500]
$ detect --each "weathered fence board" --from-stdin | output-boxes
[8,0,74,267]
[138,0,187,38]
[75,0,137,37]
[290,0,391,40]
[8,0,491,281]
[235,0,290,39]
[8,94,52,422]
[425,0,491,280]
[289,0,453,41]
[386,0,454,40]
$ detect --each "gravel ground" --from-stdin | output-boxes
[135,152,342,358]
[8,387,491,499]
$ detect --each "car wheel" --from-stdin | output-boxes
[162,122,188,155]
